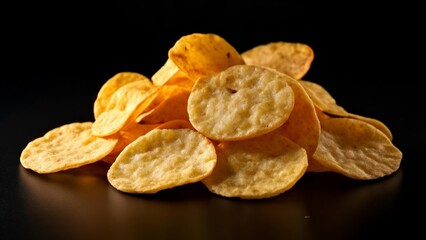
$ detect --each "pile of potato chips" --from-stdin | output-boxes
[20,33,402,199]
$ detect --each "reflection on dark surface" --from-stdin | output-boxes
[19,162,403,239]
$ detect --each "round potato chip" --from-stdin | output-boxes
[299,80,393,140]
[169,33,245,81]
[107,128,217,194]
[312,118,402,180]
[188,65,295,141]
[202,132,308,199]
[94,72,151,119]
[242,41,314,79]
[20,122,118,174]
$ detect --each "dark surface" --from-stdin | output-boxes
[1,1,424,239]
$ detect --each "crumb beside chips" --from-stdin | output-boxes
[20,32,402,199]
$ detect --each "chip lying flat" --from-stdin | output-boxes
[188,65,295,141]
[107,128,217,194]
[202,132,308,199]
[20,122,118,174]
[242,41,314,79]
[312,117,402,180]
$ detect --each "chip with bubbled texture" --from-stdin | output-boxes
[202,131,307,199]
[188,64,295,141]
[107,128,217,194]
[20,122,118,174]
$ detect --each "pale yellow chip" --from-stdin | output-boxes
[107,128,217,194]
[136,86,190,124]
[300,80,393,140]
[274,76,320,159]
[93,72,151,119]
[92,80,158,137]
[202,132,308,199]
[312,117,402,180]
[20,122,118,174]
[188,65,295,141]
[242,41,314,79]
[169,33,245,81]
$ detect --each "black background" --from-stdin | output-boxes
[1,1,425,239]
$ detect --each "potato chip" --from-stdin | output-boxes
[188,65,295,141]
[151,58,182,86]
[93,72,151,119]
[102,122,160,164]
[92,80,158,137]
[312,117,402,180]
[273,76,320,159]
[136,86,190,124]
[168,33,245,81]
[107,128,217,194]
[163,71,194,90]
[242,41,314,79]
[300,80,393,140]
[202,132,307,199]
[20,122,118,174]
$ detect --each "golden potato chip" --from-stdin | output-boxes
[107,128,217,194]
[93,72,151,119]
[242,41,314,79]
[274,76,320,159]
[20,122,118,174]
[168,33,245,81]
[312,117,402,180]
[163,71,194,90]
[299,80,347,114]
[202,132,308,199]
[136,86,190,124]
[102,122,160,164]
[300,80,393,140]
[188,65,295,141]
[92,80,158,137]
[151,58,182,86]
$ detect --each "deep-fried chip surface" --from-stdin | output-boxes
[136,86,190,124]
[92,80,158,137]
[274,77,320,159]
[107,128,217,193]
[300,80,393,140]
[242,41,314,79]
[202,132,307,199]
[93,72,150,119]
[20,122,117,174]
[312,118,402,180]
[169,33,245,81]
[151,58,182,86]
[188,65,294,141]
